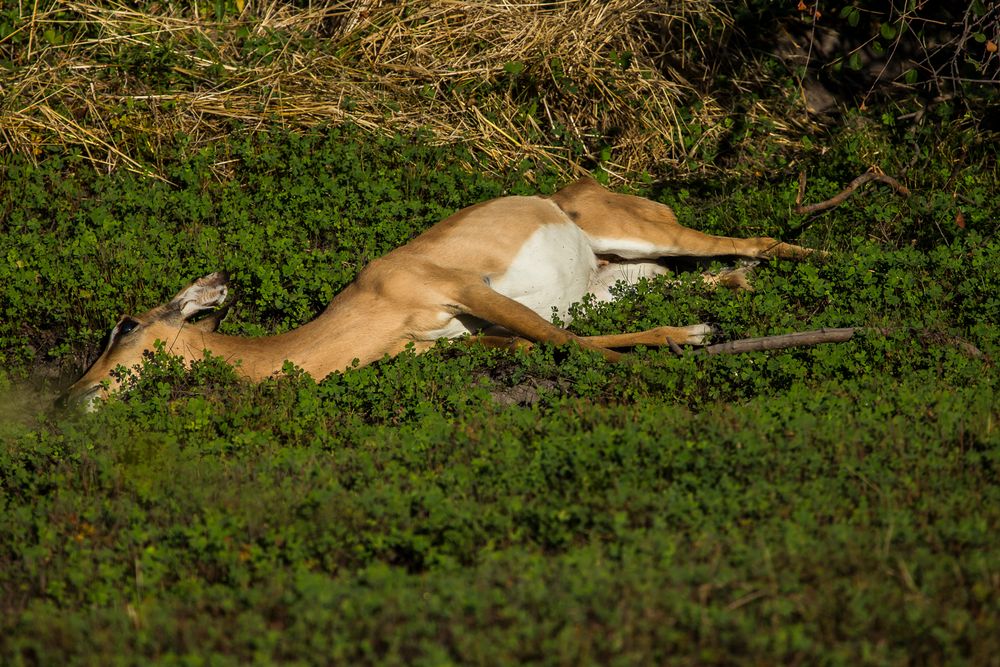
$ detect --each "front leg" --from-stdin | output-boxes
[453,280,622,363]
[581,323,715,348]
[465,323,713,355]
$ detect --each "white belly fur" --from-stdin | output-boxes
[422,217,599,341]
[586,261,669,303]
[489,219,598,323]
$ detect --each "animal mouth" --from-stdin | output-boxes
[57,385,103,412]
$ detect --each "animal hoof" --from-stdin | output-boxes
[681,323,716,346]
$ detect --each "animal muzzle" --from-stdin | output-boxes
[54,384,102,412]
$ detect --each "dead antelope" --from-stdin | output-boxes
[61,177,817,409]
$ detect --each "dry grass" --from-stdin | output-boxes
[1,0,751,181]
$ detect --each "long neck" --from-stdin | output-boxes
[173,285,407,381]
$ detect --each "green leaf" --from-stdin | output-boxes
[848,51,863,70]
[880,23,897,40]
[503,61,524,76]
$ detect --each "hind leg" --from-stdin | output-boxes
[551,177,818,261]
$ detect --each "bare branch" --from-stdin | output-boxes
[689,327,988,361]
[697,327,858,355]
[796,170,807,208]
[795,169,910,215]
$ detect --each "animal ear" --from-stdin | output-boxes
[168,272,229,320]
[190,301,231,332]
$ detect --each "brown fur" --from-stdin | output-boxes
[61,178,817,408]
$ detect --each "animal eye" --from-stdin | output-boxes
[118,318,140,336]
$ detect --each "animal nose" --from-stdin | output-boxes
[54,385,93,411]
[54,390,72,411]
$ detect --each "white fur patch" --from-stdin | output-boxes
[586,261,669,303]
[420,219,598,339]
[680,323,715,345]
[421,313,487,341]
[489,220,598,323]
[176,284,228,318]
[584,235,662,259]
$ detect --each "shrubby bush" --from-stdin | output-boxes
[1,93,998,665]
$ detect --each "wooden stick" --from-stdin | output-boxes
[795,169,910,215]
[688,327,987,361]
[696,327,858,355]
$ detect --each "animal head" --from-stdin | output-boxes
[59,272,229,411]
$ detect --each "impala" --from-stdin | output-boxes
[61,177,816,409]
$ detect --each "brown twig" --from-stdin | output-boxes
[689,327,987,361]
[794,168,910,215]
[697,327,857,355]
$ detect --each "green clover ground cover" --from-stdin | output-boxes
[1,121,998,664]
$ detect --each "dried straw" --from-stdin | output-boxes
[1,0,746,181]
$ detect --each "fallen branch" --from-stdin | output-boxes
[688,327,987,361]
[697,327,857,355]
[795,168,910,215]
